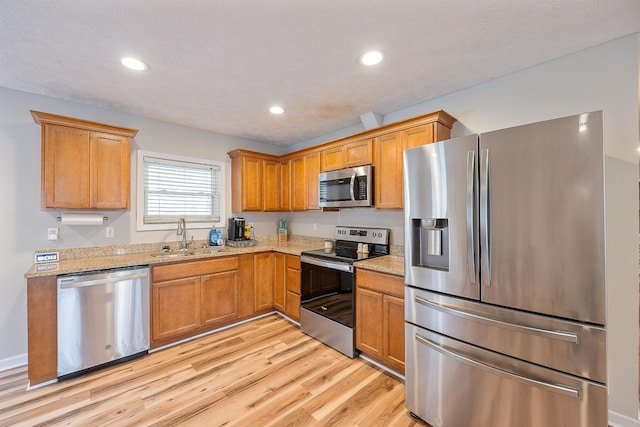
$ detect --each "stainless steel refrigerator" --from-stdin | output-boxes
[404,111,607,427]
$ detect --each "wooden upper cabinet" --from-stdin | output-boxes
[403,123,435,150]
[228,150,285,212]
[321,139,373,172]
[228,111,455,212]
[305,153,321,210]
[232,155,263,212]
[291,156,306,211]
[374,132,404,209]
[32,111,137,210]
[345,139,373,167]
[90,132,131,209]
[321,145,346,171]
[280,160,291,211]
[263,159,280,211]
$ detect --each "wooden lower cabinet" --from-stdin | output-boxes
[254,252,274,312]
[152,276,202,342]
[151,256,245,347]
[285,255,301,321]
[201,270,239,326]
[273,253,286,312]
[355,268,405,374]
[273,254,301,321]
[27,276,58,385]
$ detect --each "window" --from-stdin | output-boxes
[137,150,225,230]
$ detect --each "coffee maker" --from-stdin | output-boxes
[228,217,246,241]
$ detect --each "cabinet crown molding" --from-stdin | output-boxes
[31,110,138,138]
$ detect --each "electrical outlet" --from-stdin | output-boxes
[47,227,58,241]
[106,227,115,238]
[312,223,317,231]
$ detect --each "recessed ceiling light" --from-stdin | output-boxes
[121,56,149,71]
[360,50,384,66]
[270,106,284,115]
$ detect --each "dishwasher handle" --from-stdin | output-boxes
[58,271,149,289]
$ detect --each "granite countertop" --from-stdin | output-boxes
[25,241,322,279]
[354,254,404,277]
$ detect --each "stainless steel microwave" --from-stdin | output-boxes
[318,165,373,208]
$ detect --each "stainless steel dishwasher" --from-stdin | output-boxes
[57,266,150,378]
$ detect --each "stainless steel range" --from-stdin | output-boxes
[300,226,390,358]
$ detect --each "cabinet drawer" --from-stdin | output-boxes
[356,269,404,298]
[405,287,606,383]
[152,256,239,282]
[406,323,606,427]
[286,254,300,270]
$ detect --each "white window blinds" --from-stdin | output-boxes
[142,154,222,224]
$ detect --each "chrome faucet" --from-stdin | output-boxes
[176,218,189,249]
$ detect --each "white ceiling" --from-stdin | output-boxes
[1,1,639,146]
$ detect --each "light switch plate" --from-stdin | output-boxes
[35,252,59,263]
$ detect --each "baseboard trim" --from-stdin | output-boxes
[609,410,640,427]
[358,354,404,381]
[0,353,27,372]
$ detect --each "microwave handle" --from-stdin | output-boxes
[349,173,356,205]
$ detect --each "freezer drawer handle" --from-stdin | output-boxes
[414,296,579,344]
[415,332,580,399]
[58,272,149,289]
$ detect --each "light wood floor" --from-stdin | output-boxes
[0,315,427,427]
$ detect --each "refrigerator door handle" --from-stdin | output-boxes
[466,150,477,284]
[480,148,491,286]
[414,295,580,343]
[414,332,580,399]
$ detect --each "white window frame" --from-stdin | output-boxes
[136,150,226,231]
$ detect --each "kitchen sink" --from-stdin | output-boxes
[152,248,224,258]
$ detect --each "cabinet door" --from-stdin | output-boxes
[374,132,404,209]
[291,157,306,211]
[264,160,280,211]
[201,270,239,326]
[280,160,291,211]
[345,139,373,167]
[241,157,264,211]
[273,253,286,312]
[285,291,301,322]
[90,131,130,209]
[152,277,201,343]
[254,252,274,311]
[321,146,346,171]
[285,255,301,321]
[305,152,321,210]
[238,254,256,317]
[43,124,90,208]
[383,294,405,373]
[355,287,383,358]
[403,123,434,150]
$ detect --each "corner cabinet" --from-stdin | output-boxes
[355,268,405,374]
[31,110,137,210]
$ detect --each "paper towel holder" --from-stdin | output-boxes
[57,213,109,222]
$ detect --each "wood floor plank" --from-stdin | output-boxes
[0,315,426,427]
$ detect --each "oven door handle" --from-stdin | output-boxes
[301,255,354,273]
